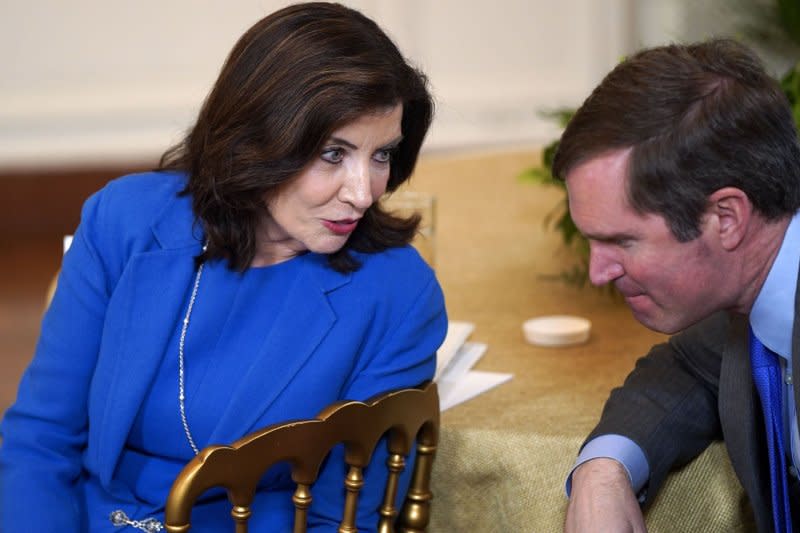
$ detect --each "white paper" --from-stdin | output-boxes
[434,321,475,380]
[432,322,513,411]
[438,370,513,412]
[437,341,487,383]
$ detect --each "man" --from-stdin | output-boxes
[555,39,800,533]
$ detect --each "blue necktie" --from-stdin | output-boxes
[750,327,793,533]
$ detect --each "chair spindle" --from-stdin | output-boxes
[378,451,406,533]
[231,504,251,533]
[339,465,364,532]
[397,440,436,533]
[292,483,312,533]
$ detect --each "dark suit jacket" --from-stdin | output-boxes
[587,266,800,532]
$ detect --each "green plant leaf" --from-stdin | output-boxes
[541,141,559,171]
[538,107,576,128]
[778,0,800,44]
[517,167,555,185]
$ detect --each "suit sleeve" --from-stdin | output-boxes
[584,311,729,505]
[0,187,117,532]
[307,261,448,532]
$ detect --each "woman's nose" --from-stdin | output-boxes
[339,163,373,209]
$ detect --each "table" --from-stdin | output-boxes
[405,149,755,532]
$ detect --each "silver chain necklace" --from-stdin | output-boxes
[111,246,206,532]
[178,257,205,455]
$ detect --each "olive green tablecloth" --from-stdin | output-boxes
[407,149,755,532]
[429,430,752,532]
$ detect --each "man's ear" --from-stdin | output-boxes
[706,187,751,251]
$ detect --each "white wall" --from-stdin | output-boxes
[0,0,635,168]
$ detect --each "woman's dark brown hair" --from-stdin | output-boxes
[159,2,433,272]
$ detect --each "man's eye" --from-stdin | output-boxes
[321,148,344,163]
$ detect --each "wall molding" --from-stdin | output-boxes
[1,0,635,170]
[0,77,590,169]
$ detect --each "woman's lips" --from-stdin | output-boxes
[322,218,359,235]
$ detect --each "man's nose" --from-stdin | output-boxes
[588,244,624,286]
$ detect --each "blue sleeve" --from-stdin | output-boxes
[308,263,448,532]
[565,434,650,502]
[0,187,115,532]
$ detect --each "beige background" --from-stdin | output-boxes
[0,0,759,169]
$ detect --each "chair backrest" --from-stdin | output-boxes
[164,381,440,533]
[44,235,73,308]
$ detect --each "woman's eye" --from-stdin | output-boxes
[374,149,393,163]
[321,148,344,163]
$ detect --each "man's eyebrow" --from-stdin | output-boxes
[583,231,636,242]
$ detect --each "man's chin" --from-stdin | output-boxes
[629,307,689,335]
[625,298,674,334]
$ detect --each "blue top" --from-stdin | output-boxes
[0,171,448,532]
[123,259,302,504]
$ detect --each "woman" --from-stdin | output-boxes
[0,3,447,531]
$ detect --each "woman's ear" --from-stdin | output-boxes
[706,187,751,251]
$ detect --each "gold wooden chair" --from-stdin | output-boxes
[164,381,440,533]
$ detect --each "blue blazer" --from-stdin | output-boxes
[0,172,448,532]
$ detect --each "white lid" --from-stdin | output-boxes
[522,315,591,347]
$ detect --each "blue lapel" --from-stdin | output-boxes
[208,254,349,442]
[92,247,198,484]
[92,188,202,483]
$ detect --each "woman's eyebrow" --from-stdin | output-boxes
[327,134,404,150]
[328,137,358,149]
[382,135,404,148]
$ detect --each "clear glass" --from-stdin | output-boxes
[382,190,436,268]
